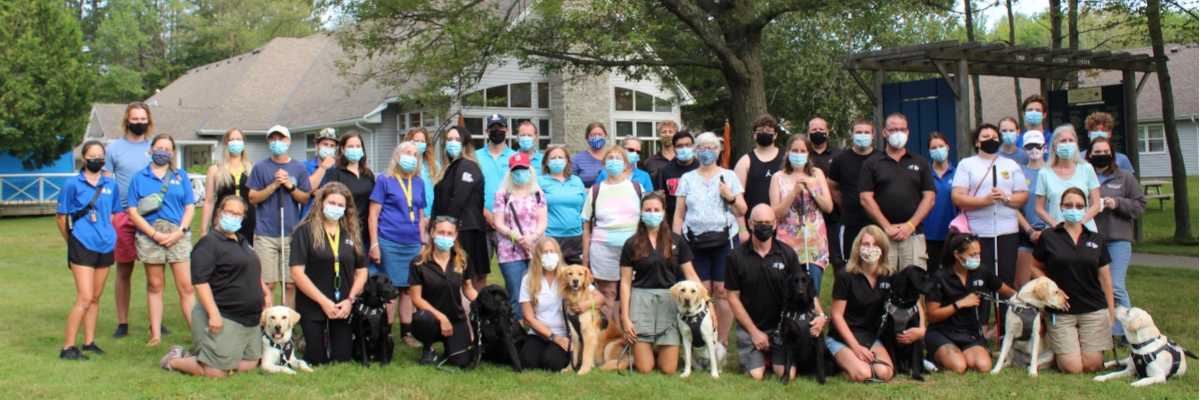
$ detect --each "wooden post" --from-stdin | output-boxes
[873,70,885,148]
[1123,68,1144,242]
[956,59,972,160]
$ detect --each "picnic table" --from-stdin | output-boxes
[1141,180,1173,210]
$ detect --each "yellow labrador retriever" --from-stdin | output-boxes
[671,280,722,379]
[991,277,1068,376]
[1095,307,1197,386]
[260,306,312,374]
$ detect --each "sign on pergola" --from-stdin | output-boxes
[836,40,1158,169]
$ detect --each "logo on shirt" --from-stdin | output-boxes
[1086,241,1099,249]
[879,281,891,290]
[462,172,474,183]
[667,178,680,195]
[1000,170,1011,180]
[772,262,786,270]
[907,165,920,171]
[972,279,985,287]
[1106,182,1123,189]
[101,188,114,195]
[345,239,355,247]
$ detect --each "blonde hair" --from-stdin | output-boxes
[524,237,564,308]
[500,165,543,194]
[415,219,468,274]
[658,120,678,134]
[1048,124,1085,165]
[122,102,153,135]
[214,128,252,191]
[403,128,441,181]
[298,182,363,256]
[385,142,420,179]
[845,225,895,278]
[601,146,630,172]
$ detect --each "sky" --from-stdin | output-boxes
[977,0,1049,27]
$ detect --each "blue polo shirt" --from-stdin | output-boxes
[923,162,958,241]
[57,173,121,253]
[525,151,543,174]
[127,166,195,227]
[102,137,151,208]
[369,174,427,244]
[248,158,312,238]
[998,147,1029,166]
[300,158,328,218]
[595,168,655,193]
[419,161,440,217]
[571,151,605,188]
[475,146,517,211]
[539,174,587,237]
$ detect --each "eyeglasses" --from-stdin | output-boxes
[221,211,246,219]
[675,143,694,149]
[1061,203,1087,210]
[750,221,774,228]
[625,148,641,155]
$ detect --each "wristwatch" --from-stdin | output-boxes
[549,333,558,341]
[283,183,295,192]
[1025,228,1035,236]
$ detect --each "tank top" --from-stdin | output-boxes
[214,169,256,240]
[744,150,783,212]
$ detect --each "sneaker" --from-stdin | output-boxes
[420,348,437,365]
[402,334,421,349]
[159,345,184,371]
[60,346,88,361]
[112,324,129,339]
[81,343,105,355]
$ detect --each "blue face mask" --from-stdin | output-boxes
[604,159,626,176]
[1000,131,1018,146]
[323,204,345,221]
[445,141,462,158]
[218,215,242,233]
[151,149,172,166]
[929,147,949,162]
[627,151,640,165]
[588,137,607,150]
[345,148,364,162]
[547,158,567,174]
[1025,110,1044,126]
[853,133,873,149]
[512,169,531,185]
[697,149,718,165]
[1062,207,1086,223]
[318,147,336,159]
[1055,142,1077,159]
[788,152,807,167]
[269,141,289,156]
[1089,131,1109,141]
[641,211,664,228]
[962,257,981,270]
[399,155,418,172]
[518,136,536,151]
[433,235,455,251]
[415,142,428,155]
[227,140,245,155]
[675,147,694,162]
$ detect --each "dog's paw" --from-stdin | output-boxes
[576,367,591,376]
[282,368,296,375]
[1093,375,1109,382]
[680,370,691,378]
[711,371,719,379]
[1131,379,1159,387]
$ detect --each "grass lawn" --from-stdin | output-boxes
[1,215,1197,399]
[1132,175,1199,256]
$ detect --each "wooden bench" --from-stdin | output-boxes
[1146,193,1174,210]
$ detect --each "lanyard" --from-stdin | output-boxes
[325,228,342,300]
[398,176,415,222]
[231,165,243,196]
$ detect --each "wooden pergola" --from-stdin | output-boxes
[835,41,1158,168]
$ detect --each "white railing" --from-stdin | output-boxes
[0,173,75,204]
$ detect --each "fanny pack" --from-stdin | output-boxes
[136,168,176,216]
[686,227,731,250]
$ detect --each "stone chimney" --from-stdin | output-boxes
[551,71,610,153]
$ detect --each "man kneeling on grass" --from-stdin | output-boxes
[160,196,272,377]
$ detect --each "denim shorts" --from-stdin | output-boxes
[826,335,882,356]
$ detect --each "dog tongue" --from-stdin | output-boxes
[273,333,283,339]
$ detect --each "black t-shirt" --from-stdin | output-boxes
[289,225,368,321]
[324,167,376,244]
[724,240,803,330]
[858,151,936,232]
[827,149,875,227]
[432,159,486,232]
[810,145,843,224]
[409,252,476,322]
[191,230,264,327]
[744,150,784,213]
[831,270,892,345]
[927,266,1003,331]
[655,160,700,224]
[619,233,694,289]
[1033,224,1112,314]
[645,152,673,184]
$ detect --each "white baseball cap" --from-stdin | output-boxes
[267,125,291,139]
[1022,130,1044,146]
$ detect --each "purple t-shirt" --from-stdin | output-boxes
[494,190,546,263]
[369,175,427,244]
[247,158,312,238]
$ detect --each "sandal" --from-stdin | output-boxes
[146,338,161,348]
[159,345,184,371]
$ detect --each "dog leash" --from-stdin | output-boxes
[864,353,893,384]
[617,292,676,376]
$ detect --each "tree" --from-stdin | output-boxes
[1145,0,1195,243]
[1005,0,1022,123]
[185,0,320,68]
[965,0,983,127]
[0,0,94,169]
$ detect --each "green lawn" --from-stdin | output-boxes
[1,215,1197,399]
[1132,175,1199,256]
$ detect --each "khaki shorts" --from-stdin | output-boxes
[887,233,928,270]
[135,220,192,264]
[629,288,680,346]
[192,307,262,370]
[255,236,293,284]
[1048,309,1113,354]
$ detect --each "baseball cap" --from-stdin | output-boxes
[508,152,531,170]
[315,127,338,143]
[486,114,508,128]
[267,125,291,139]
[1022,130,1045,146]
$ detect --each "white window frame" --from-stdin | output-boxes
[612,87,676,113]
[461,81,552,110]
[305,133,317,160]
[1139,124,1166,154]
[612,119,663,155]
[462,113,553,151]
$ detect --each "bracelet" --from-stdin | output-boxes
[952,302,960,311]
[738,227,748,232]
[906,221,916,231]
[370,243,380,250]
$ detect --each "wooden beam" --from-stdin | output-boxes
[874,69,885,146]
[1136,71,1155,96]
[847,69,879,106]
[933,61,960,99]
[956,59,972,160]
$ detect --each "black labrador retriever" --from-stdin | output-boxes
[879,266,935,381]
[470,284,525,372]
[351,273,399,367]
[778,268,826,385]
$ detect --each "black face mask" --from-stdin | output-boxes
[755,132,774,147]
[810,132,828,146]
[487,129,506,145]
[979,139,1001,154]
[752,223,775,242]
[85,158,105,173]
[127,123,149,136]
[1090,154,1114,170]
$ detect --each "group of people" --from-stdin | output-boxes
[56,96,1145,382]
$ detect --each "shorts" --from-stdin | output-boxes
[689,237,736,282]
[376,238,420,287]
[550,235,584,265]
[826,222,844,265]
[1017,230,1035,253]
[887,233,927,270]
[587,242,622,281]
[113,211,138,264]
[1048,309,1113,354]
[135,220,192,264]
[736,326,783,372]
[255,235,293,284]
[925,327,986,354]
[68,234,114,268]
[825,335,883,356]
[458,230,491,276]
[629,288,679,346]
[191,306,261,370]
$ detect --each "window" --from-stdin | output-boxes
[614,88,634,111]
[1139,125,1166,154]
[461,82,551,109]
[464,116,552,151]
[613,87,674,113]
[397,111,440,132]
[510,83,532,108]
[614,120,662,155]
[537,82,550,110]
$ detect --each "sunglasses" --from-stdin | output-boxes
[1024,144,1045,151]
[434,215,459,224]
[625,148,641,155]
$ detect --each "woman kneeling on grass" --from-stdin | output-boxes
[410,216,480,368]
[925,233,1016,373]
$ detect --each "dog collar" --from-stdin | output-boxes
[1131,335,1163,350]
[262,331,294,366]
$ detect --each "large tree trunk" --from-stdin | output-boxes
[1067,0,1079,88]
[1007,0,1023,122]
[1049,0,1063,89]
[965,0,983,126]
[721,27,769,161]
[1146,0,1196,242]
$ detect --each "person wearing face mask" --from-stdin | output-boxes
[572,122,612,188]
[248,125,312,310]
[56,141,120,360]
[996,117,1029,166]
[410,217,480,367]
[1035,124,1103,233]
[368,141,428,348]
[924,233,1016,374]
[290,182,369,365]
[596,136,655,192]
[324,131,376,254]
[1014,94,1050,150]
[515,121,544,174]
[859,113,937,271]
[539,145,588,265]
[1082,112,1135,173]
[1032,187,1115,374]
[475,114,518,273]
[159,196,272,377]
[1015,131,1048,290]
[581,146,645,323]
[303,127,341,218]
[768,135,833,294]
[202,128,255,242]
[403,128,441,218]
[620,193,705,374]
[105,102,154,340]
[519,237,604,371]
[806,117,844,274]
[828,119,877,266]
[1087,137,1146,344]
[492,153,549,320]
[922,133,958,273]
[653,131,699,225]
[644,120,680,183]
[735,115,785,214]
[431,126,489,290]
[127,134,197,347]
